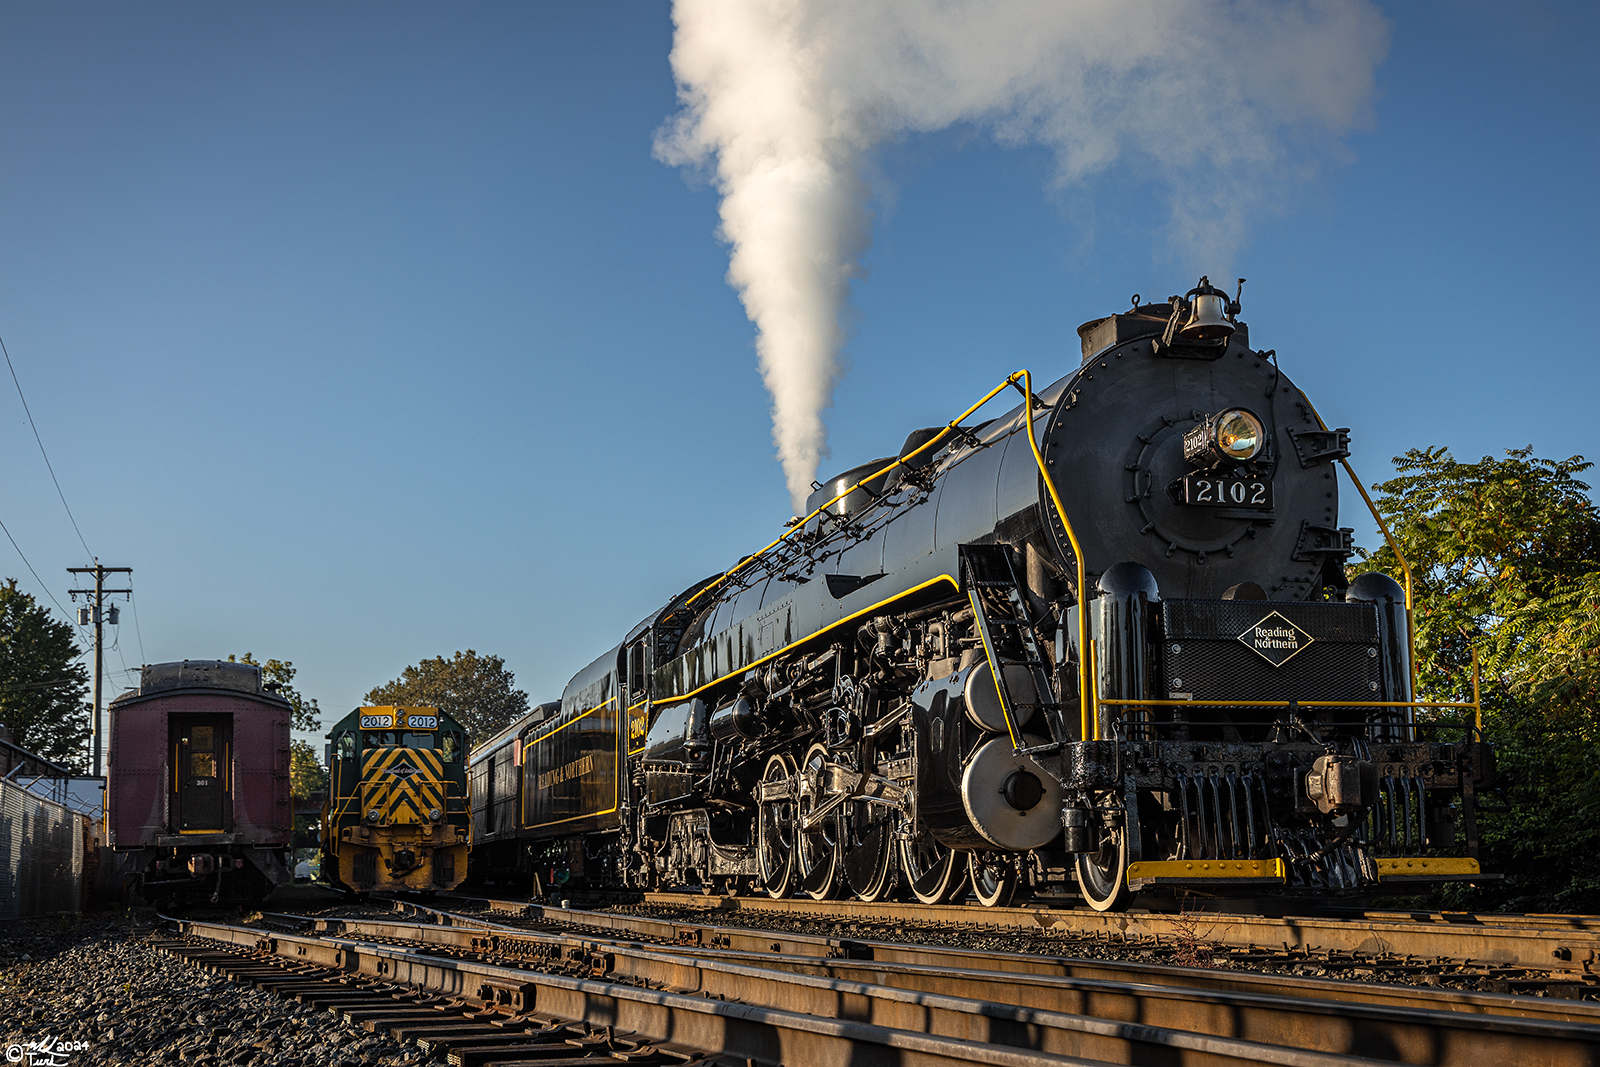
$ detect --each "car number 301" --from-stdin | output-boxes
[1182,475,1272,508]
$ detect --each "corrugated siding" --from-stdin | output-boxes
[0,777,87,920]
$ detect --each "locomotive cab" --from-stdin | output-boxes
[322,705,471,894]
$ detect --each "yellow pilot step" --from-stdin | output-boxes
[1375,856,1480,880]
[1126,858,1286,888]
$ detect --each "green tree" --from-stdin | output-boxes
[365,650,529,744]
[290,738,328,801]
[227,653,321,731]
[0,579,90,768]
[1355,446,1600,911]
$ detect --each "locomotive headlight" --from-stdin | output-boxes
[429,809,443,823]
[1184,407,1265,467]
[366,809,380,824]
[1215,409,1263,460]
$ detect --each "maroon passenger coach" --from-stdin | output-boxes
[108,660,293,903]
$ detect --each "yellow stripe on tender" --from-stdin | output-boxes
[1126,858,1287,883]
[1376,856,1480,878]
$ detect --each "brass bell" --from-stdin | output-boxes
[1177,276,1235,343]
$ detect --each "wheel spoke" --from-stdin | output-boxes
[797,743,843,900]
[968,852,1020,908]
[899,820,967,904]
[1076,822,1135,912]
[758,754,796,898]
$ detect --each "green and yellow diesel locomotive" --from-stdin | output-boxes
[322,705,470,893]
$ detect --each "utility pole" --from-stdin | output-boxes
[68,561,131,778]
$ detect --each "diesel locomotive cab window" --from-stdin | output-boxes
[365,730,398,748]
[337,732,356,760]
[401,732,434,749]
[440,732,462,763]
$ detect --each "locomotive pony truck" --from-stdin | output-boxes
[472,279,1494,910]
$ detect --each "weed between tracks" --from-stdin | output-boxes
[1165,897,1216,968]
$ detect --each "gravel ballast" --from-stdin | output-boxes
[0,917,435,1066]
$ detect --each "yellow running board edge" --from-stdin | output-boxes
[1126,858,1286,889]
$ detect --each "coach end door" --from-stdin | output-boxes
[175,719,231,832]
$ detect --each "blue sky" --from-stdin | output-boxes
[0,1,1594,748]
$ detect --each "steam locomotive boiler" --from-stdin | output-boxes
[475,279,1492,910]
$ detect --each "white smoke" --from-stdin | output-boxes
[657,0,1389,511]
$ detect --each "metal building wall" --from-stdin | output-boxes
[0,776,87,920]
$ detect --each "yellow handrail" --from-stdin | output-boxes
[1096,697,1479,709]
[679,369,1095,744]
[1301,396,1420,702]
[672,366,1109,749]
[682,373,1035,612]
[1016,370,1093,742]
[1469,642,1483,732]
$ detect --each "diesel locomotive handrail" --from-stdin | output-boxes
[676,369,1095,745]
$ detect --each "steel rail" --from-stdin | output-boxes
[627,893,1600,975]
[412,902,1600,1018]
[426,891,1600,946]
[167,916,1385,1067]
[167,917,1113,1067]
[176,914,1600,1067]
[273,910,1600,1031]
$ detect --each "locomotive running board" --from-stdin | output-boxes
[1374,856,1494,883]
[1126,856,1492,890]
[1125,858,1287,889]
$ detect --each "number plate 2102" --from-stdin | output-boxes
[1181,475,1273,509]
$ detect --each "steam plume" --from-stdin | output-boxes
[657,0,1389,511]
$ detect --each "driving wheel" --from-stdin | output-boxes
[899,819,967,904]
[757,753,797,898]
[796,743,845,900]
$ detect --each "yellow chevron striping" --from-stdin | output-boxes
[358,744,447,826]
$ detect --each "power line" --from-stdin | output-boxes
[0,330,93,562]
[0,513,76,622]
[128,589,147,663]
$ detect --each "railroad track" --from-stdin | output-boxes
[382,890,1600,998]
[624,892,1600,981]
[349,897,1600,1019]
[157,918,1119,1067]
[177,899,1600,1066]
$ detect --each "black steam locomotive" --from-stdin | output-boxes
[471,279,1492,910]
